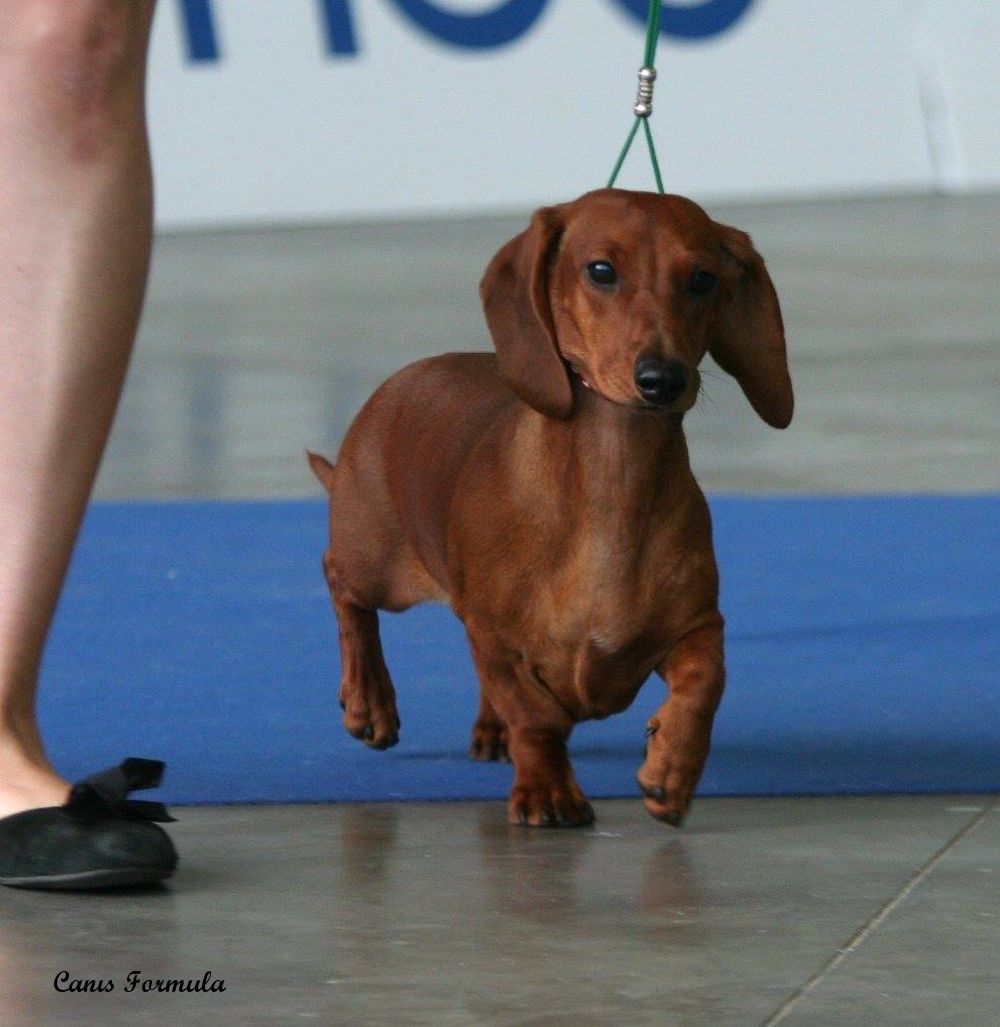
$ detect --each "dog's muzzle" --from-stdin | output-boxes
[633,357,689,407]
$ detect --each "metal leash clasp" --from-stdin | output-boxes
[633,66,657,118]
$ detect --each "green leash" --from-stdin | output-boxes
[607,1,665,193]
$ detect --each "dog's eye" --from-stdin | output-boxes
[586,261,618,287]
[689,270,717,295]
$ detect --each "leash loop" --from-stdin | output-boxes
[607,2,666,193]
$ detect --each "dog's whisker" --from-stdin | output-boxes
[692,378,718,416]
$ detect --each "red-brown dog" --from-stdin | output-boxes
[309,188,792,827]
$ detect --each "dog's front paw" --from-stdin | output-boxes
[508,781,595,828]
[636,716,708,827]
[469,717,510,762]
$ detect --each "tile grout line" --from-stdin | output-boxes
[761,798,998,1026]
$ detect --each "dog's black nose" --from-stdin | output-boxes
[633,358,689,406]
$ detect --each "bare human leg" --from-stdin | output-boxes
[0,0,157,819]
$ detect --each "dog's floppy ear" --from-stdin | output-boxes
[710,225,793,429]
[480,206,573,420]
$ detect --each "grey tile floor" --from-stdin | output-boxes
[4,193,998,1025]
[4,798,997,1026]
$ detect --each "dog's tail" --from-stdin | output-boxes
[306,450,336,492]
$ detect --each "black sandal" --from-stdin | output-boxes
[0,758,178,891]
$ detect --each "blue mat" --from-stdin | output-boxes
[41,496,999,806]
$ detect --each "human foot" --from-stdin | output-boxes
[0,759,70,819]
[0,758,178,891]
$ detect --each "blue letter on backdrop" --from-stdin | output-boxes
[179,0,219,62]
[180,0,359,60]
[614,0,756,40]
[179,0,546,59]
[318,0,359,55]
[176,0,751,63]
[389,0,548,49]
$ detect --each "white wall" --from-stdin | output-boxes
[146,0,999,229]
[913,2,1000,192]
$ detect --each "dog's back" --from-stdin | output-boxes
[318,352,516,607]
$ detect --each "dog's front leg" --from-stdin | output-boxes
[467,630,594,827]
[506,725,594,828]
[637,619,725,826]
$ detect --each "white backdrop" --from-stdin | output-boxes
[145,0,999,228]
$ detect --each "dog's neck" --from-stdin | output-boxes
[514,374,693,523]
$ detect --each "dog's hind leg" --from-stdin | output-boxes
[330,586,400,751]
[469,691,509,763]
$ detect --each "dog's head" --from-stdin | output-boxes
[480,188,792,428]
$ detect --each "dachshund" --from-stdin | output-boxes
[309,187,792,827]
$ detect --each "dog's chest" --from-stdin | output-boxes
[514,502,710,638]
[561,553,661,649]
[525,572,666,719]
[454,420,717,673]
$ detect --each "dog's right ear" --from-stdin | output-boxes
[480,206,573,420]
